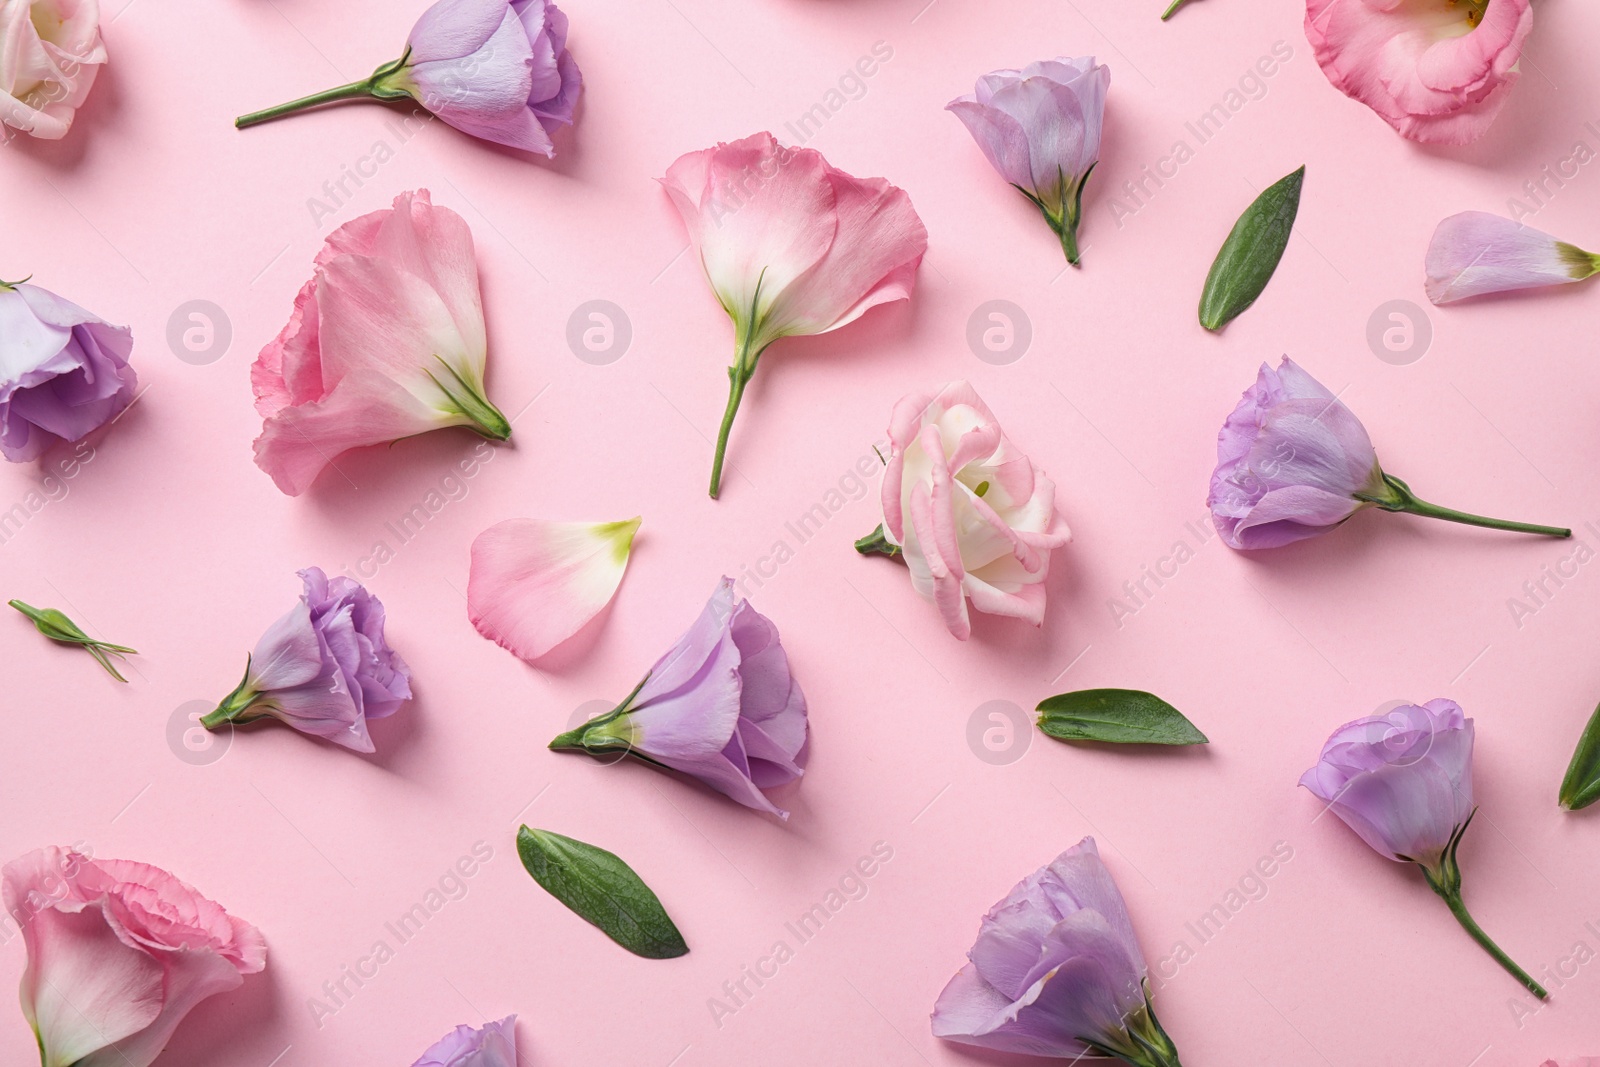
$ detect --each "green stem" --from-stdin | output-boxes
[1059,223,1081,267]
[1438,889,1548,999]
[427,356,511,441]
[236,81,382,129]
[854,524,902,559]
[1418,813,1548,1000]
[1359,473,1570,539]
[1160,0,1191,18]
[236,52,413,129]
[709,341,756,500]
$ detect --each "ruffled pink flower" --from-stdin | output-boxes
[252,189,511,496]
[1305,0,1532,145]
[2,846,265,1067]
[1426,211,1600,304]
[867,381,1069,641]
[0,0,106,140]
[468,517,640,662]
[661,132,927,497]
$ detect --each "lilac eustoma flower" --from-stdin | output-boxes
[202,567,412,753]
[931,838,1183,1066]
[947,57,1109,265]
[412,1015,517,1067]
[0,278,135,463]
[1208,356,1569,550]
[1426,211,1600,305]
[550,577,808,818]
[1301,700,1548,999]
[235,0,581,157]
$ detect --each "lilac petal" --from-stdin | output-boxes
[412,1014,518,1067]
[246,601,325,692]
[1426,211,1600,305]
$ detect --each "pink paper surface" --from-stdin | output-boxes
[3,0,1599,1064]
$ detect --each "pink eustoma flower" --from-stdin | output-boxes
[0,277,135,462]
[236,0,580,156]
[2,846,266,1067]
[947,57,1109,265]
[1208,356,1569,549]
[1305,0,1532,145]
[931,838,1183,1066]
[1426,211,1600,304]
[0,0,107,140]
[413,1015,518,1067]
[551,577,808,818]
[661,131,927,498]
[252,189,511,496]
[468,517,640,663]
[202,567,412,752]
[1301,700,1548,999]
[860,381,1069,641]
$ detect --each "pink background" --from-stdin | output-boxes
[3,0,1599,1063]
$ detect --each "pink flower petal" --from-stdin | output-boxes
[468,517,640,662]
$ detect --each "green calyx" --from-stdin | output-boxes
[549,675,650,760]
[235,49,417,130]
[427,356,512,441]
[9,599,138,682]
[200,656,266,730]
[1014,162,1096,267]
[853,523,903,559]
[0,274,32,291]
[1415,812,1549,1000]
[1355,471,1571,539]
[1078,984,1184,1067]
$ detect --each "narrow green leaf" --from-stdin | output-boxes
[1198,165,1304,331]
[1559,700,1600,810]
[8,599,137,682]
[516,826,688,959]
[1036,689,1208,746]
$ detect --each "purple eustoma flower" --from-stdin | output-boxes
[0,279,135,463]
[1301,700,1548,999]
[1208,356,1570,550]
[931,838,1183,1066]
[1426,211,1600,305]
[550,577,808,819]
[948,58,1109,265]
[202,568,411,753]
[236,0,581,157]
[412,1016,517,1067]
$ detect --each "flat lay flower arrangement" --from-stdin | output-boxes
[2,0,1599,1063]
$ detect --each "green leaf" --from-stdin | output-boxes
[8,599,137,682]
[1036,689,1208,746]
[1559,700,1600,810]
[1198,165,1305,331]
[516,826,688,959]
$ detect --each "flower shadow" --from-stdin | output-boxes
[153,961,283,1064]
